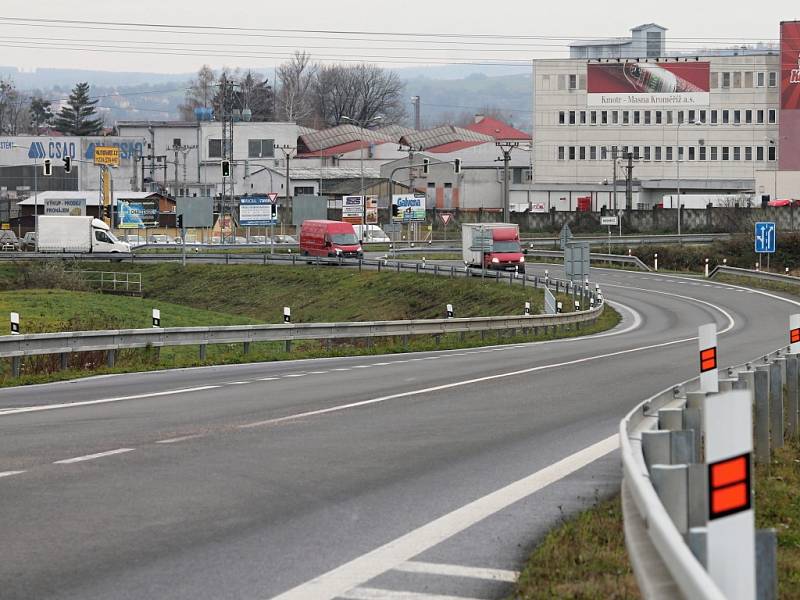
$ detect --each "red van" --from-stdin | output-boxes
[299,220,363,259]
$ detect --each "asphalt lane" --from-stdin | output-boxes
[0,265,794,599]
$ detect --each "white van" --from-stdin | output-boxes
[353,224,391,243]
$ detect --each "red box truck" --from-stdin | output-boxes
[299,220,363,259]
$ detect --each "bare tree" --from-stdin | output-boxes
[179,65,216,120]
[0,79,29,135]
[276,51,316,124]
[311,63,406,127]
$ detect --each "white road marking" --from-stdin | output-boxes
[269,435,618,600]
[334,368,352,372]
[284,374,307,378]
[54,448,135,465]
[371,363,392,366]
[0,386,222,417]
[258,377,279,381]
[341,588,482,600]
[0,470,26,478]
[309,371,329,374]
[226,381,250,385]
[155,435,204,444]
[395,561,518,582]
[352,365,372,369]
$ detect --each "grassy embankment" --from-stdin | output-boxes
[0,262,619,386]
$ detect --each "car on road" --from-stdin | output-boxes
[767,198,800,207]
[271,234,298,245]
[0,230,18,251]
[300,220,362,258]
[19,232,36,251]
[147,234,175,245]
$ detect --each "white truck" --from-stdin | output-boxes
[36,216,131,254]
[462,223,525,272]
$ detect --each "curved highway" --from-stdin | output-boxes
[0,265,794,600]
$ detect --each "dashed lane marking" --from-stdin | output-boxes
[0,470,26,478]
[341,588,482,600]
[394,561,519,582]
[155,435,204,444]
[54,448,135,465]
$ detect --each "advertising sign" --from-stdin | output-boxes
[239,196,278,226]
[116,199,159,229]
[587,62,710,107]
[342,195,364,225]
[600,215,619,226]
[392,194,426,222]
[366,197,378,225]
[94,146,121,167]
[780,21,800,170]
[43,197,86,216]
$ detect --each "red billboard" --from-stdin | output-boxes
[587,62,710,107]
[780,21,800,170]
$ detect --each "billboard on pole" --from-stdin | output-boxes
[780,21,800,170]
[366,197,378,224]
[342,195,364,225]
[43,197,86,216]
[116,199,159,228]
[239,196,278,226]
[587,62,710,107]
[392,194,426,222]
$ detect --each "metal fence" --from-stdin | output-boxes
[65,270,142,295]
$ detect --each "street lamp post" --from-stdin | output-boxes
[341,115,383,240]
[675,119,701,238]
[13,144,39,243]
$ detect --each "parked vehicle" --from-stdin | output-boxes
[0,230,18,251]
[462,223,525,272]
[272,234,298,245]
[767,198,800,207]
[120,233,145,247]
[300,220,363,259]
[353,224,391,243]
[660,194,755,209]
[19,232,36,251]
[37,216,130,254]
[147,234,174,244]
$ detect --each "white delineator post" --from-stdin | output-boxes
[703,389,756,600]
[699,323,719,393]
[283,307,291,323]
[654,253,658,271]
[524,301,530,315]
[152,309,160,328]
[446,304,454,319]
[556,301,562,314]
[791,314,800,354]
[10,312,19,335]
[705,258,709,278]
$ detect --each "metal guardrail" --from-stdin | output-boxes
[524,233,731,248]
[523,249,652,271]
[709,264,800,285]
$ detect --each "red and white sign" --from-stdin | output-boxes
[780,21,800,170]
[698,323,719,393]
[439,213,452,226]
[267,193,278,203]
[791,314,800,354]
[587,62,710,107]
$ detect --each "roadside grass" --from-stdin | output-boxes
[0,263,620,386]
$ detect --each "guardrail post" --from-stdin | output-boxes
[106,349,115,368]
[60,352,68,371]
[459,331,466,342]
[754,367,771,464]
[687,527,708,567]
[756,529,778,600]
[326,338,332,352]
[642,430,671,468]
[769,361,784,449]
[359,259,362,272]
[199,344,207,361]
[650,464,689,534]
[402,335,409,350]
[285,340,292,353]
[11,356,21,378]
[786,354,799,439]
[450,265,455,278]
[243,342,250,355]
[687,464,708,528]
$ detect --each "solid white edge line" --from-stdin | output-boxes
[0,470,26,478]
[0,385,221,417]
[396,561,519,582]
[341,588,483,600]
[54,448,134,465]
[269,435,618,600]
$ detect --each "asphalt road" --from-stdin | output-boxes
[0,265,795,600]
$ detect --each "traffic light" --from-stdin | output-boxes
[43,159,52,176]
[391,203,400,217]
[176,213,184,229]
[102,204,111,220]
[221,160,231,178]
[63,156,71,173]
[453,158,462,174]
[422,158,430,175]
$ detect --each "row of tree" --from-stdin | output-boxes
[180,52,406,128]
[0,79,104,136]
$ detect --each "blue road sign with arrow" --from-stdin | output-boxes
[754,222,776,254]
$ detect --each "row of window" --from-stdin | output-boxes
[556,144,777,162]
[544,70,778,91]
[207,138,275,159]
[558,108,778,126]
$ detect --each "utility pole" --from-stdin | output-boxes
[496,142,519,222]
[624,152,634,211]
[411,96,421,130]
[276,144,297,224]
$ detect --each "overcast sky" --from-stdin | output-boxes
[0,1,796,74]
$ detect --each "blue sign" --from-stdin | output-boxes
[755,222,776,254]
[239,196,278,226]
[28,140,77,160]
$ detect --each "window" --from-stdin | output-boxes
[644,146,651,161]
[733,110,741,124]
[644,111,651,125]
[622,111,630,125]
[666,111,674,124]
[611,111,619,124]
[590,146,597,160]
[711,147,718,160]
[757,110,765,124]
[722,146,730,161]
[666,147,673,161]
[558,146,565,160]
[745,72,753,87]
[579,110,587,125]
[293,186,315,195]
[579,146,586,160]
[95,230,113,244]
[688,110,696,123]
[633,146,640,160]
[569,111,576,125]
[600,146,608,160]
[512,168,523,184]
[172,138,182,148]
[769,72,778,87]
[601,110,608,124]
[711,110,718,124]
[647,31,662,57]
[745,146,752,161]
[248,139,275,158]
[721,72,731,88]
[590,111,597,125]
[208,138,223,158]
[559,111,566,125]
[733,146,741,160]
[699,146,707,161]
[569,74,578,90]
[768,145,776,161]
[768,109,777,124]
[655,147,662,161]
[621,145,628,156]
[689,147,696,161]
[756,72,765,87]
[699,110,707,123]
[633,111,641,125]
[678,146,684,161]
[677,110,685,124]
[745,110,753,124]
[722,110,729,124]
[757,146,764,161]
[655,110,662,124]
[733,72,742,88]
[569,146,576,160]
